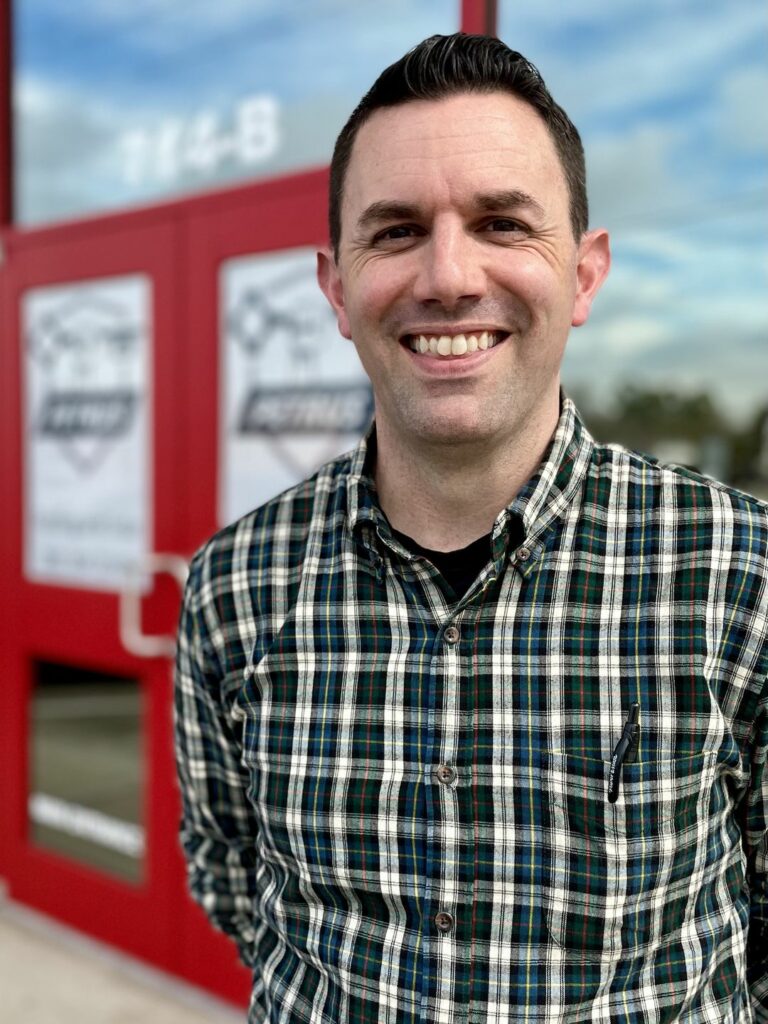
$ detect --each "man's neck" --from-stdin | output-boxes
[374,414,557,552]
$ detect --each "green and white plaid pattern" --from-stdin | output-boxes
[175,398,768,1024]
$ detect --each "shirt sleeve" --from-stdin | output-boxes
[748,688,768,1021]
[174,550,259,966]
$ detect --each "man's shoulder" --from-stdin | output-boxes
[187,446,357,592]
[589,436,768,536]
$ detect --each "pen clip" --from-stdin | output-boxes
[625,709,640,765]
[607,702,640,803]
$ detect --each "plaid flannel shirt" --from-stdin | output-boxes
[175,398,768,1023]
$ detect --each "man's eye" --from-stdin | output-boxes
[485,218,527,233]
[374,225,418,243]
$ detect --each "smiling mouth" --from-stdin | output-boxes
[403,330,508,358]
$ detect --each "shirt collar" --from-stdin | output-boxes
[506,394,594,542]
[345,394,594,548]
[345,423,381,536]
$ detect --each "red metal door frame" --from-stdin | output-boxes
[0,210,189,972]
[0,205,256,1004]
[462,0,497,35]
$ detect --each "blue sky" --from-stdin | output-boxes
[14,0,768,425]
[497,1,768,423]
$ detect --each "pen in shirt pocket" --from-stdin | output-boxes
[607,702,640,803]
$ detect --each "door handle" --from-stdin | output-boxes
[118,553,189,659]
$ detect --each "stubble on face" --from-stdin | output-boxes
[320,92,607,465]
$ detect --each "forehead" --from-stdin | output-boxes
[342,91,569,222]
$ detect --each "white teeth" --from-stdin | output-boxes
[409,331,502,358]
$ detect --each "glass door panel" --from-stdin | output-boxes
[30,660,144,884]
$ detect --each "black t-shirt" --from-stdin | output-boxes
[391,529,493,599]
[392,510,525,598]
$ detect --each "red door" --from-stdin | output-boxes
[0,204,251,1003]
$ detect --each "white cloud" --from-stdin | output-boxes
[564,319,767,427]
[35,0,284,33]
[586,123,689,226]
[503,1,767,121]
[564,237,768,426]
[718,66,768,153]
[34,0,456,62]
[14,68,353,223]
[15,75,121,220]
[575,314,671,355]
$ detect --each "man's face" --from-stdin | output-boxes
[318,91,609,454]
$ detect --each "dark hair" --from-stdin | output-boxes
[329,33,588,255]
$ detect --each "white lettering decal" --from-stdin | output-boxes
[119,94,280,186]
[29,792,145,858]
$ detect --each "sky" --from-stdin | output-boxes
[13,0,768,426]
[496,1,768,426]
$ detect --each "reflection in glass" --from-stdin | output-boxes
[14,0,458,225]
[30,661,144,883]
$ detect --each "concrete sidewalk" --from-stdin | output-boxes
[0,895,245,1024]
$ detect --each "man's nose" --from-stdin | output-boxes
[411,223,485,307]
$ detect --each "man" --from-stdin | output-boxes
[175,33,768,1023]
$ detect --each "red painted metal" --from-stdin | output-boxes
[2,216,179,965]
[0,210,249,1003]
[461,0,497,36]
[0,216,16,887]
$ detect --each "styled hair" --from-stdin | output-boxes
[329,33,588,255]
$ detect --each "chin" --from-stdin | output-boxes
[416,416,498,447]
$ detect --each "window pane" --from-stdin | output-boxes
[13,0,459,225]
[29,661,144,884]
[498,1,768,494]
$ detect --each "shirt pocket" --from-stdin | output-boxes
[545,749,719,955]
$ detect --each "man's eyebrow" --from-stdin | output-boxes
[474,189,546,218]
[356,200,422,230]
[355,192,546,231]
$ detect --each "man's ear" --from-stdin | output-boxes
[317,247,352,340]
[571,229,611,328]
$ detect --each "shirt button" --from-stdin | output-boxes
[515,545,531,562]
[435,764,457,785]
[434,911,454,933]
[444,625,460,644]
